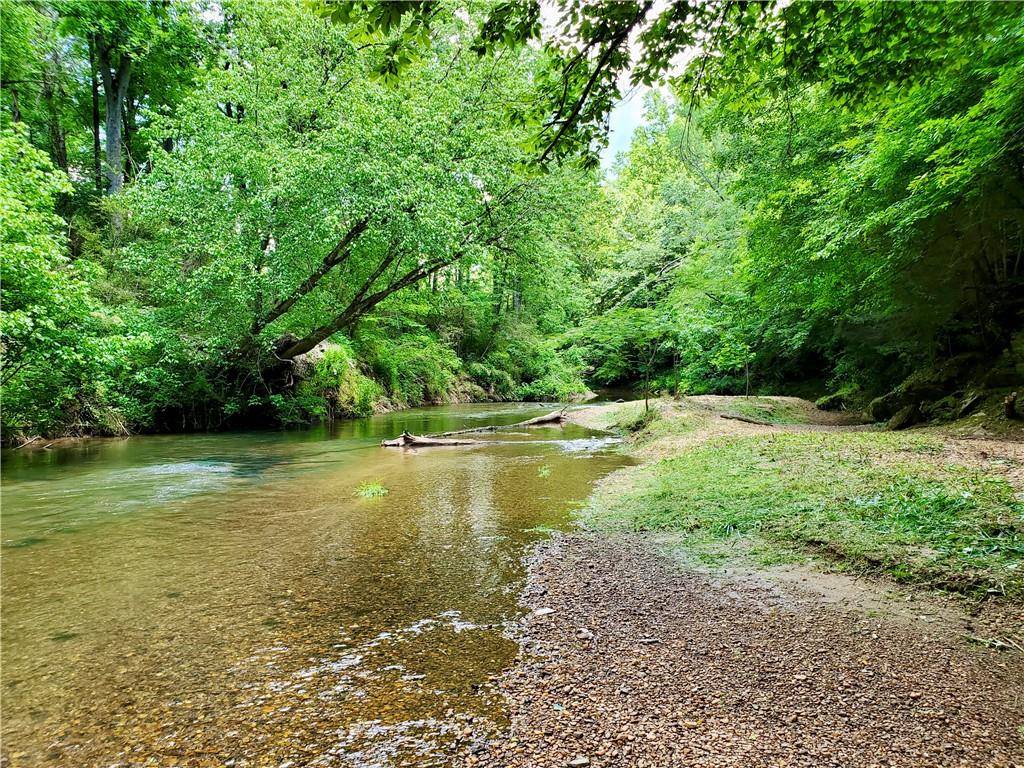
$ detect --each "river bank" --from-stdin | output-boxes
[465,396,1024,767]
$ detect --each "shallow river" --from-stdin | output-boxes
[1,403,629,767]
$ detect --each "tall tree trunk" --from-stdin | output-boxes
[124,90,139,179]
[42,52,68,171]
[97,42,132,195]
[88,35,102,191]
[9,87,20,123]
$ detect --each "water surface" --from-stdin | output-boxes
[1,403,628,767]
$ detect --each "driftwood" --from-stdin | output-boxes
[382,408,571,448]
[428,407,569,438]
[381,431,483,447]
[720,413,774,426]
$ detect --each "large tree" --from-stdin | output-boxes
[117,0,571,373]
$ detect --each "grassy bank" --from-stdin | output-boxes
[577,398,1024,599]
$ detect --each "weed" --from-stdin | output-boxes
[355,481,389,499]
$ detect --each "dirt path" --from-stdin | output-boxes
[473,534,1023,768]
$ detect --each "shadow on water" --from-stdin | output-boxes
[0,402,632,767]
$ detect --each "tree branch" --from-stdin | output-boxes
[250,214,371,336]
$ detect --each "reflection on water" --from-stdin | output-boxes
[0,403,629,767]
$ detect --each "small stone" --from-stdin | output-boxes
[567,756,590,767]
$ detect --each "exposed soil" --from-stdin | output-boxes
[468,533,1024,768]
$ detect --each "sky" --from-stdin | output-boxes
[600,85,652,175]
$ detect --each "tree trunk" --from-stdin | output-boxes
[9,86,21,123]
[278,249,452,360]
[381,432,483,447]
[42,52,68,171]
[427,408,568,437]
[88,35,102,191]
[124,90,139,178]
[98,42,132,194]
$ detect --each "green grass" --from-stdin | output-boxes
[354,481,389,499]
[584,431,1024,598]
[726,397,809,424]
[615,405,661,433]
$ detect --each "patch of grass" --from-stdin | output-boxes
[636,412,698,442]
[585,431,1023,598]
[616,405,661,433]
[354,481,389,499]
[537,464,552,478]
[2,536,47,549]
[727,398,809,424]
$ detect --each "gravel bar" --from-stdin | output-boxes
[467,533,1024,768]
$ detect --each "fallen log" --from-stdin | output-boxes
[381,431,483,448]
[516,407,569,427]
[428,407,569,437]
[720,413,774,426]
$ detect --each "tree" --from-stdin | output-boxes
[55,0,204,193]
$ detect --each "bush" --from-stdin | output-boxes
[355,330,462,406]
[292,343,384,422]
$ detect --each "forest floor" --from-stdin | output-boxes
[465,396,1024,767]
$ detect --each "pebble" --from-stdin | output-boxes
[468,534,1024,768]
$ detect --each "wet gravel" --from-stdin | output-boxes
[466,534,1024,768]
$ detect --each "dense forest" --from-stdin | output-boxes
[2,0,1022,439]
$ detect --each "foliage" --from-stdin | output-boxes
[4,1,1022,437]
[0,125,139,436]
[565,5,1023,402]
[293,344,383,422]
[0,1,595,438]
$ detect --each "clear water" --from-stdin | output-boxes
[0,403,629,767]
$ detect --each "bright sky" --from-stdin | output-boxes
[600,85,651,174]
